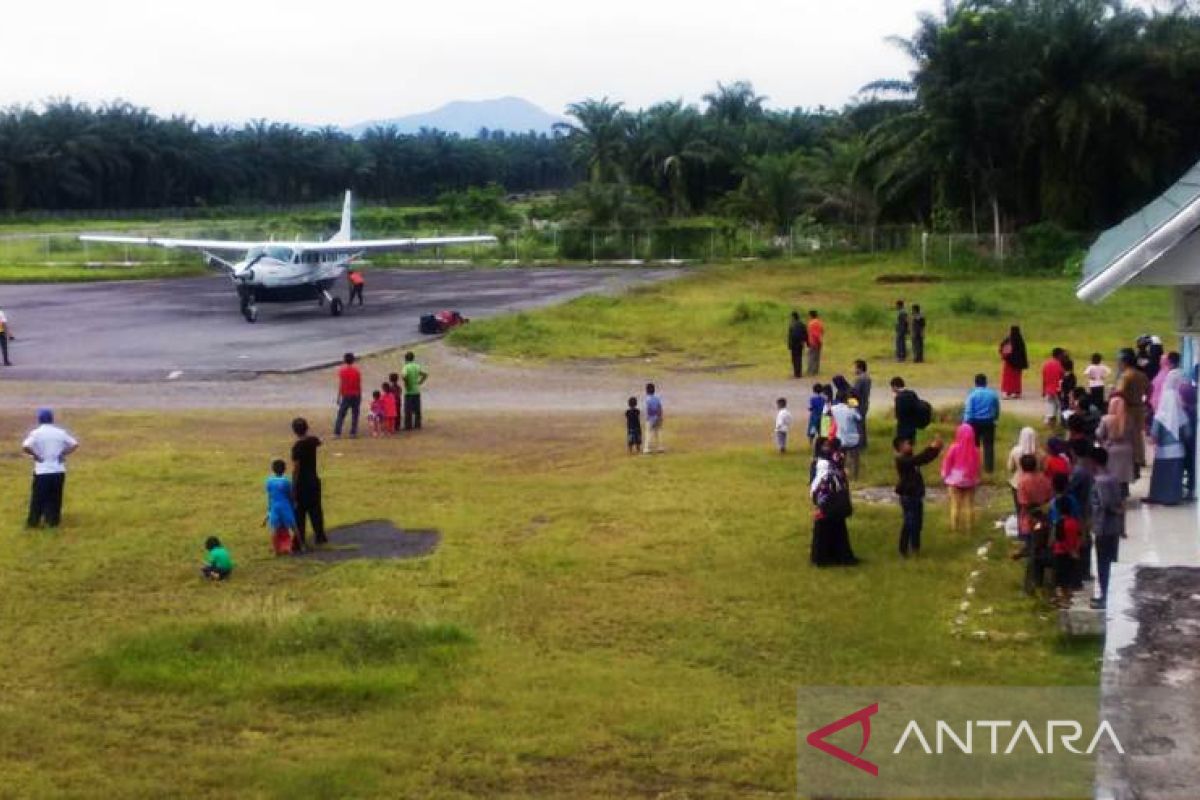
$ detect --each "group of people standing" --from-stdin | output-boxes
[334,351,429,438]
[893,300,927,363]
[787,310,826,377]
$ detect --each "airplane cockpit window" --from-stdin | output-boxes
[264,246,294,262]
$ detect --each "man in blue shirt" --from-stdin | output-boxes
[963,373,1001,473]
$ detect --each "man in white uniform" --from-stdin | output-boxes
[22,408,79,528]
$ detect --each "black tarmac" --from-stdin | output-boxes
[0,267,675,381]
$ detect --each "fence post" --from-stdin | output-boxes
[591,231,596,264]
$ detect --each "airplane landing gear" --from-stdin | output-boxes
[238,287,258,323]
[321,289,343,317]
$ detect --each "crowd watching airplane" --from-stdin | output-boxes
[79,192,497,322]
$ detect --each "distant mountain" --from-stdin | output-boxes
[344,97,565,138]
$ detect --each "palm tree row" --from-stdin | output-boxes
[0,101,575,211]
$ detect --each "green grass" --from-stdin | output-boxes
[449,257,1173,385]
[0,409,1096,798]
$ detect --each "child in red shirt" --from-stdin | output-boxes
[380,383,398,435]
[1044,437,1071,481]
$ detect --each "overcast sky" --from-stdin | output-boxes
[0,0,1170,126]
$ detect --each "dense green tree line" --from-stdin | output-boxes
[0,102,575,211]
[4,0,1200,238]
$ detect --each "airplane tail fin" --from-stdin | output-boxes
[331,190,353,241]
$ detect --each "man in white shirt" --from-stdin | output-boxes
[0,307,11,366]
[22,408,79,528]
[774,397,794,454]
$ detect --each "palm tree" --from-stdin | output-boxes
[555,98,629,184]
[731,151,810,235]
[702,81,766,126]
[637,101,715,215]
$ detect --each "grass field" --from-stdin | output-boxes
[448,257,1174,386]
[0,409,1097,798]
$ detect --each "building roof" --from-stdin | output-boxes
[1077,160,1200,303]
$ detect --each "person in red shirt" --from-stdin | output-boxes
[1041,348,1066,425]
[806,309,825,376]
[348,269,365,306]
[334,352,363,438]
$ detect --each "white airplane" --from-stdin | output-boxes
[79,191,497,322]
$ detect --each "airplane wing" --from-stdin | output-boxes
[303,235,498,253]
[78,235,262,252]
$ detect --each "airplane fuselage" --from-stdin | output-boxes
[229,245,360,321]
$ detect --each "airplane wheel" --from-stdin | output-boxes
[244,305,259,323]
[330,298,344,317]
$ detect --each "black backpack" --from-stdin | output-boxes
[914,398,934,429]
[418,314,442,335]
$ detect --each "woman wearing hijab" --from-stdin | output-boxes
[1149,354,1172,416]
[1000,326,1029,399]
[1096,396,1135,497]
[1005,427,1042,512]
[1147,368,1189,505]
[810,438,858,566]
[941,423,982,531]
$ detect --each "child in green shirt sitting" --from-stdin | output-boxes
[201,536,234,581]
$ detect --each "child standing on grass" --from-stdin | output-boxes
[807,383,825,446]
[380,382,398,436]
[201,536,234,580]
[775,398,793,453]
[265,459,297,555]
[643,383,664,454]
[625,397,642,455]
[1049,472,1082,607]
[1085,353,1111,408]
[368,390,384,438]
[940,423,982,532]
[388,373,403,433]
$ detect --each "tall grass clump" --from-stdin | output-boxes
[727,299,788,325]
[86,617,473,708]
[949,293,1002,317]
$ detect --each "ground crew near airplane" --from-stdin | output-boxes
[348,269,365,306]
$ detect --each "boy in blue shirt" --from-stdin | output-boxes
[807,383,825,446]
[265,459,298,555]
[644,383,664,454]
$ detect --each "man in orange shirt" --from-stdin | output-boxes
[334,352,363,438]
[806,309,825,376]
[348,269,365,306]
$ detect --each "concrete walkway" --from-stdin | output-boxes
[1097,471,1200,800]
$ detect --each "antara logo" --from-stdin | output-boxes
[805,703,880,777]
[806,705,1125,777]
